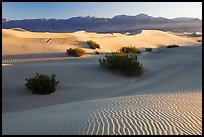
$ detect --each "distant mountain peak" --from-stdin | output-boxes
[76,15,97,19]
[2,18,10,22]
[171,17,196,21]
[113,14,130,18]
[136,13,149,16]
[2,14,202,33]
[86,15,96,18]
[135,13,153,19]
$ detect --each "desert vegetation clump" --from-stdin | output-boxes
[146,48,152,52]
[66,47,85,57]
[119,46,141,54]
[87,40,100,49]
[25,73,59,95]
[95,51,100,55]
[99,52,143,77]
[167,44,180,48]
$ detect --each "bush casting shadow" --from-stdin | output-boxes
[66,47,85,57]
[119,46,141,54]
[167,44,179,48]
[25,73,59,95]
[87,40,100,49]
[146,48,152,52]
[99,52,143,77]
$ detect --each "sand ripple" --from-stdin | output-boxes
[2,57,70,63]
[3,90,201,135]
[84,90,202,135]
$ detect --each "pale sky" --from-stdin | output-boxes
[2,2,202,20]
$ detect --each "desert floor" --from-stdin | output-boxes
[2,29,202,135]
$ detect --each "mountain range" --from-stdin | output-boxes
[2,13,202,33]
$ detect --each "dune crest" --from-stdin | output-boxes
[11,28,28,32]
[2,29,200,56]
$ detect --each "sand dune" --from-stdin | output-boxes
[2,29,200,56]
[2,29,202,135]
[2,45,202,113]
[2,89,202,135]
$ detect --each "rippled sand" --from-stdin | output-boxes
[2,90,202,135]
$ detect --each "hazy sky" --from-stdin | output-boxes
[2,2,202,20]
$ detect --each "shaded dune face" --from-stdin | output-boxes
[2,90,202,135]
[2,46,202,110]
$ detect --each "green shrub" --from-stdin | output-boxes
[167,44,179,48]
[87,40,100,49]
[25,73,59,95]
[119,46,141,54]
[146,48,152,52]
[99,52,143,76]
[66,47,85,57]
[95,51,100,55]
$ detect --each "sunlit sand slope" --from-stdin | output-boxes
[2,29,200,55]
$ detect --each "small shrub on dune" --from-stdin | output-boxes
[99,52,143,77]
[167,44,179,48]
[119,46,141,54]
[25,73,59,95]
[87,40,100,49]
[95,51,100,55]
[66,47,85,57]
[146,48,152,52]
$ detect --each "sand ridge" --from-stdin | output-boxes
[2,29,200,56]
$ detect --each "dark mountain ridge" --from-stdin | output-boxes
[2,13,202,33]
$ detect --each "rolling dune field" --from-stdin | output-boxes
[2,29,202,135]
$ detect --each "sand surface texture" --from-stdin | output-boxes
[2,29,202,135]
[3,90,202,135]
